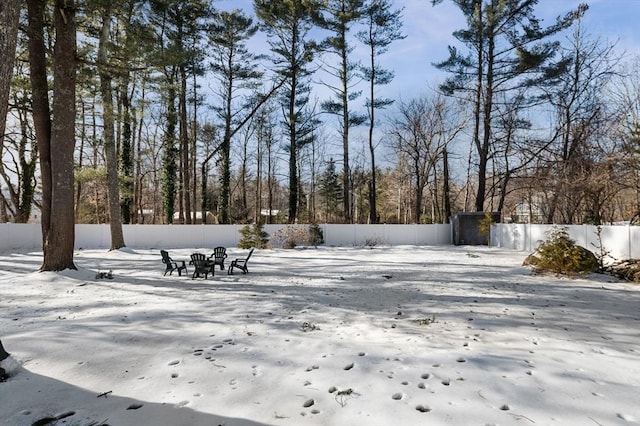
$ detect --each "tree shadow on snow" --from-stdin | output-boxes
[0,365,268,426]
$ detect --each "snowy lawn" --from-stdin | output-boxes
[0,245,639,426]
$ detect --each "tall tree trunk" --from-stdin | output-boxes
[179,65,191,224]
[341,45,351,223]
[41,0,77,270]
[98,7,125,250]
[120,80,133,224]
[26,0,52,236]
[162,83,178,224]
[442,148,451,223]
[220,75,233,224]
[367,53,378,224]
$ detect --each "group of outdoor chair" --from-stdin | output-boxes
[161,247,254,279]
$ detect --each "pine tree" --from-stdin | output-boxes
[209,9,263,224]
[254,0,323,223]
[432,0,586,212]
[356,0,405,224]
[319,0,367,223]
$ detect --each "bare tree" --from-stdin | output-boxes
[390,95,449,223]
[538,21,621,223]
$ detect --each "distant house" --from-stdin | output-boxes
[513,198,545,223]
[172,211,216,224]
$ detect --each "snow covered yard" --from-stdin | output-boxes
[0,245,638,426]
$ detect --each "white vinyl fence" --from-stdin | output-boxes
[491,223,639,261]
[0,223,452,251]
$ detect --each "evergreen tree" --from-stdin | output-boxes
[149,0,211,223]
[432,0,585,212]
[356,0,405,223]
[319,0,367,223]
[317,158,343,222]
[254,0,323,223]
[209,9,264,224]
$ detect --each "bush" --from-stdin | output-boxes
[238,223,269,249]
[270,224,324,249]
[308,223,324,246]
[523,227,599,276]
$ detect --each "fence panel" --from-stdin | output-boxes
[491,223,636,260]
[1,222,451,252]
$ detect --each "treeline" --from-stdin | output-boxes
[1,0,639,235]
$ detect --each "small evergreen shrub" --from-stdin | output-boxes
[238,223,269,249]
[523,227,599,276]
[478,212,494,237]
[308,223,324,246]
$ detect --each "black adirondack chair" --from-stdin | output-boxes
[161,250,187,276]
[190,252,214,279]
[228,248,254,275]
[207,246,227,270]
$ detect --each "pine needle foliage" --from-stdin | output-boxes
[238,223,269,249]
[524,227,599,276]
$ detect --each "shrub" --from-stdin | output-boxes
[363,236,386,247]
[270,224,324,249]
[238,223,269,249]
[523,227,599,276]
[478,212,494,237]
[308,223,324,246]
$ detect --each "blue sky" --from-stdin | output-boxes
[217,0,640,102]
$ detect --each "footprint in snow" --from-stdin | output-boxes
[168,360,180,366]
[416,404,431,413]
[344,363,354,371]
[617,413,637,422]
[392,393,404,400]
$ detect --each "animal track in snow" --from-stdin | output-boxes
[168,360,180,366]
[416,404,432,413]
[343,363,354,371]
[391,393,403,400]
